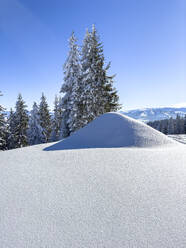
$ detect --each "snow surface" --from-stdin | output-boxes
[0,113,186,248]
[168,134,186,145]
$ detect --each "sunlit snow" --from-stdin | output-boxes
[0,113,186,248]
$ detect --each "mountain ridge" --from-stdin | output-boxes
[123,107,186,122]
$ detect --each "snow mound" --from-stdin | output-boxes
[45,112,176,150]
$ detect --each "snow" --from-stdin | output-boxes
[168,134,186,144]
[45,112,176,150]
[0,113,186,247]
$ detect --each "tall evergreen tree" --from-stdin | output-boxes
[0,92,7,150]
[162,119,168,134]
[51,96,63,141]
[14,94,29,148]
[175,114,184,134]
[80,29,92,125]
[60,32,81,137]
[27,102,44,145]
[7,108,16,149]
[39,93,51,142]
[81,25,120,123]
[168,117,174,134]
[184,115,186,134]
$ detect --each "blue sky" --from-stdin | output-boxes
[0,0,185,110]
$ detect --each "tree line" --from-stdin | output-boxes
[0,25,120,151]
[0,93,62,150]
[148,114,186,135]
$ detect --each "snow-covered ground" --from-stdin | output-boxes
[168,134,186,144]
[0,113,186,248]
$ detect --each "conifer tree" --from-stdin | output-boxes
[27,102,44,145]
[60,32,81,137]
[7,108,16,149]
[14,94,29,148]
[80,29,92,125]
[175,114,184,134]
[39,93,51,142]
[0,92,7,150]
[184,115,186,134]
[168,117,174,134]
[81,25,120,123]
[51,96,63,141]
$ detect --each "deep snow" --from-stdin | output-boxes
[0,113,186,248]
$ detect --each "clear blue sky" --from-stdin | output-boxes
[0,0,185,110]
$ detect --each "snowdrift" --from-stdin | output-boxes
[45,112,176,150]
[0,113,186,248]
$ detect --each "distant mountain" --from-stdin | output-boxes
[122,107,186,123]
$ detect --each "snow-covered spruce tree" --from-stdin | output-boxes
[0,92,7,150]
[81,25,120,124]
[51,96,63,141]
[38,93,51,143]
[7,108,16,149]
[80,29,92,125]
[13,94,29,148]
[60,32,82,137]
[27,102,45,145]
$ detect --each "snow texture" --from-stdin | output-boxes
[45,112,176,150]
[0,113,186,248]
[168,134,186,144]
